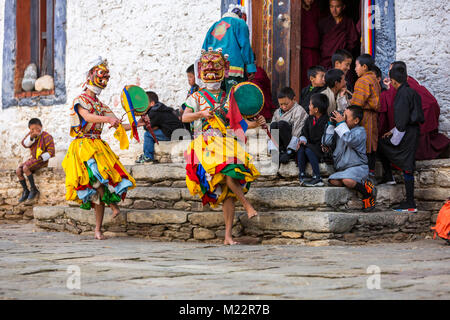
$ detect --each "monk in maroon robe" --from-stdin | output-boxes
[250,66,277,122]
[301,0,321,88]
[379,76,450,160]
[318,0,358,70]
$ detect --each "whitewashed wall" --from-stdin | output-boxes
[395,0,450,135]
[0,0,221,169]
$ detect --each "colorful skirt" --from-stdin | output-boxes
[185,129,260,208]
[62,138,136,210]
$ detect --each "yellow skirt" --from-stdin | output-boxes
[62,138,135,206]
[185,116,260,208]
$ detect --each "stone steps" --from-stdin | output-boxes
[32,205,433,245]
[125,184,405,212]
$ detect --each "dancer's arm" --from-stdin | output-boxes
[78,107,121,128]
[245,115,266,129]
[182,108,212,123]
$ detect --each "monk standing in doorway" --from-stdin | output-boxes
[301,0,321,88]
[319,0,358,70]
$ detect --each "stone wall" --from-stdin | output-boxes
[395,0,450,135]
[17,158,449,245]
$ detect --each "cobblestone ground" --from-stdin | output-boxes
[0,223,449,300]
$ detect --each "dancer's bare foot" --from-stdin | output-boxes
[247,208,258,219]
[111,206,120,219]
[224,237,240,245]
[94,230,106,240]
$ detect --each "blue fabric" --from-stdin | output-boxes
[143,129,170,159]
[202,16,256,75]
[196,164,210,191]
[76,188,96,203]
[403,172,414,182]
[297,146,321,178]
[86,158,109,184]
[115,178,133,196]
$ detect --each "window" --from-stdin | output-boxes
[2,0,66,108]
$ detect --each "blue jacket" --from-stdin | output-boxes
[202,14,256,78]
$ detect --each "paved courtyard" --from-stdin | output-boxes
[0,223,449,300]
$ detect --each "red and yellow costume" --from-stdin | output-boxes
[62,58,135,210]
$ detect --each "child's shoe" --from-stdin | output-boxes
[362,196,376,212]
[393,200,417,213]
[27,188,40,201]
[299,173,308,186]
[304,176,324,187]
[364,179,377,200]
[18,189,30,203]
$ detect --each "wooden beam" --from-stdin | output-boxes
[15,0,31,93]
[290,0,301,99]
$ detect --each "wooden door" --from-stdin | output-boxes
[251,0,301,103]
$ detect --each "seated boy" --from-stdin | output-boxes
[299,65,326,113]
[324,106,376,211]
[178,65,199,134]
[332,48,354,91]
[131,91,184,163]
[378,65,424,212]
[269,87,309,164]
[17,118,55,202]
[322,68,349,115]
[298,93,329,187]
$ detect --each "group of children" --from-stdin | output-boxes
[268,49,424,212]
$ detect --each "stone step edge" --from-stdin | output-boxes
[33,206,432,235]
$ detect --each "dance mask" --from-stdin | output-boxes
[88,60,110,90]
[198,48,230,84]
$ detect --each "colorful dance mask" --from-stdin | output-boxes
[198,48,230,84]
[88,60,110,89]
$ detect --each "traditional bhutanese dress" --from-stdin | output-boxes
[62,93,136,210]
[184,90,260,207]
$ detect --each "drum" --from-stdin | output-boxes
[232,82,264,118]
[121,85,149,142]
[121,85,150,116]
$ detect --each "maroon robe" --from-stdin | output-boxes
[378,76,450,160]
[250,66,277,122]
[318,15,358,69]
[301,3,321,88]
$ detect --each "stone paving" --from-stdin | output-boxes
[0,223,449,300]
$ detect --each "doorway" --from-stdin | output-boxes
[251,0,364,103]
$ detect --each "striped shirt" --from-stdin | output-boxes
[351,71,381,153]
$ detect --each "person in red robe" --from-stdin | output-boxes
[301,0,321,88]
[250,66,277,122]
[379,62,450,160]
[318,0,358,70]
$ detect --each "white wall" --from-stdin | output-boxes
[0,0,221,169]
[395,0,450,135]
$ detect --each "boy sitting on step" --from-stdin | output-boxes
[323,105,376,211]
[17,118,55,203]
[298,93,329,187]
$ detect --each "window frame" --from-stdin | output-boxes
[2,0,66,108]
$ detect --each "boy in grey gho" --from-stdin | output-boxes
[323,105,376,211]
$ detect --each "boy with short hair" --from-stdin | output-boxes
[17,118,55,202]
[299,65,326,113]
[332,49,353,77]
[351,54,381,180]
[133,91,184,163]
[324,106,376,211]
[186,64,200,98]
[298,93,329,187]
[322,68,348,115]
[269,87,309,164]
[378,65,424,212]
